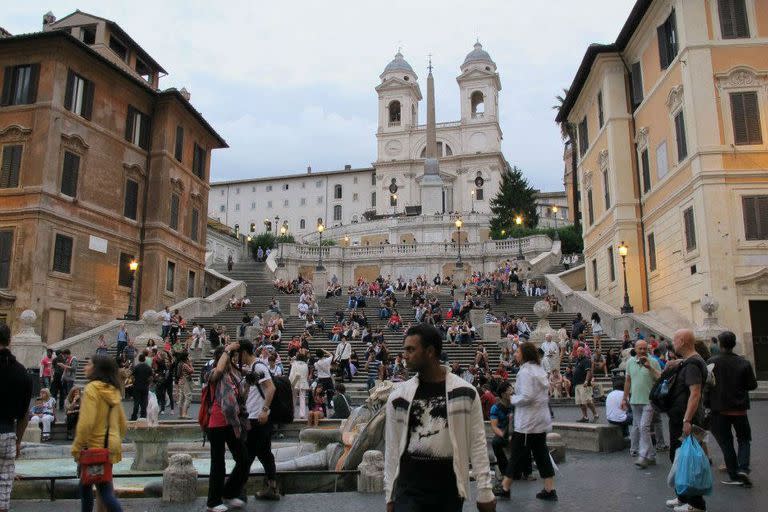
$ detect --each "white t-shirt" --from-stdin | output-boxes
[161,311,171,326]
[605,390,627,423]
[335,341,351,361]
[315,356,333,379]
[541,340,559,359]
[245,361,273,419]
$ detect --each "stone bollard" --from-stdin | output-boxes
[10,310,46,369]
[162,454,197,502]
[357,450,384,493]
[547,432,566,463]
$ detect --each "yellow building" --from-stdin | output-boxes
[556,0,768,373]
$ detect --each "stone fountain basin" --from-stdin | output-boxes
[126,421,205,471]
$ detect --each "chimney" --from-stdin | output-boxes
[43,11,56,27]
[180,87,191,101]
[306,166,312,174]
[344,164,351,170]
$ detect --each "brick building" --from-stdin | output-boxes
[0,11,227,341]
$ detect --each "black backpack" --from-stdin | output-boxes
[649,362,684,412]
[252,362,295,424]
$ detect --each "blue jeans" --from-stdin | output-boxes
[80,481,122,512]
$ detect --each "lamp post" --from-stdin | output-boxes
[124,259,139,320]
[501,229,506,239]
[618,241,634,313]
[552,205,559,240]
[316,221,325,271]
[470,190,475,213]
[343,234,350,246]
[391,193,398,216]
[278,224,287,267]
[455,218,464,268]
[515,215,524,259]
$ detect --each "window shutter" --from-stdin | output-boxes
[733,0,749,37]
[630,62,643,108]
[684,208,696,251]
[81,79,94,120]
[648,233,657,271]
[64,70,75,111]
[1,145,22,188]
[27,64,40,104]
[759,197,768,240]
[139,114,151,150]
[657,24,669,69]
[719,0,749,38]
[731,92,762,145]
[675,112,687,161]
[124,106,135,141]
[743,196,758,239]
[191,208,199,241]
[170,194,179,230]
[669,11,678,59]
[61,152,80,197]
[641,149,651,193]
[1,67,12,106]
[587,189,594,225]
[124,179,139,220]
[53,234,73,274]
[0,230,12,288]
[731,92,748,144]
[175,126,184,162]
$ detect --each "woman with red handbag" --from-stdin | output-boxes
[71,356,127,512]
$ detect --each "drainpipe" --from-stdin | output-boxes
[619,56,650,311]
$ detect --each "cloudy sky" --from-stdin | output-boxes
[7,1,636,191]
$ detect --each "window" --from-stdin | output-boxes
[592,259,598,290]
[60,151,80,197]
[283,199,289,207]
[0,230,12,288]
[371,173,376,186]
[267,200,272,208]
[221,189,225,196]
[1,64,39,106]
[656,141,669,179]
[647,233,657,271]
[471,91,485,117]
[730,92,762,145]
[190,143,205,179]
[234,203,240,211]
[587,189,594,225]
[219,204,225,212]
[317,196,323,204]
[353,193,359,202]
[80,26,96,44]
[282,183,289,191]
[1,144,22,188]
[657,10,679,70]
[165,261,175,292]
[608,246,616,282]
[476,188,484,200]
[371,191,377,207]
[683,207,696,251]
[124,179,139,220]
[718,0,749,38]
[252,186,256,192]
[266,185,273,192]
[353,177,358,184]
[52,234,73,274]
[743,196,768,240]
[300,219,306,229]
[316,180,322,188]
[640,148,651,193]
[334,184,343,199]
[388,100,401,124]
[235,187,240,195]
[118,252,135,287]
[603,170,610,209]
[135,59,153,83]
[64,70,94,120]
[187,271,196,298]
[190,208,199,242]
[301,182,305,189]
[125,106,150,150]
[169,194,180,230]
[109,36,128,61]
[630,62,643,110]
[578,117,589,157]
[333,204,342,221]
[674,111,687,162]
[174,126,184,162]
[300,198,306,206]
[597,91,604,128]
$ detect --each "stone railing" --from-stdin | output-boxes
[413,120,462,130]
[527,240,562,276]
[49,268,246,359]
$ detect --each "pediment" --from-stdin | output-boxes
[375,79,422,99]
[0,124,32,142]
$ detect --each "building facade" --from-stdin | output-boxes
[534,191,571,228]
[557,0,768,368]
[0,11,226,340]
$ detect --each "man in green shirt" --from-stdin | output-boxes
[622,340,661,468]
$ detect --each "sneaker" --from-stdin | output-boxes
[492,486,510,499]
[207,505,228,512]
[256,485,281,501]
[629,451,639,457]
[737,471,753,488]
[592,414,600,423]
[536,489,558,501]
[721,478,744,486]
[635,458,649,469]
[665,497,681,508]
[577,417,589,423]
[673,504,704,512]
[656,445,669,452]
[225,498,246,508]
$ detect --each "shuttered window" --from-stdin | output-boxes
[608,246,616,282]
[730,92,762,145]
[603,170,611,209]
[674,111,687,161]
[587,189,594,226]
[718,0,749,38]
[657,10,678,70]
[118,252,135,287]
[124,105,151,150]
[124,179,139,220]
[630,62,643,110]
[333,204,342,221]
[578,117,589,156]
[52,234,73,274]
[192,143,205,179]
[597,91,604,128]
[0,230,12,288]
[0,144,22,188]
[187,271,196,298]
[743,196,768,240]
[60,151,80,197]
[640,148,651,193]
[683,207,697,251]
[1,64,39,106]
[190,208,199,242]
[175,126,184,162]
[592,259,598,290]
[648,233,657,271]
[170,194,180,230]
[63,70,94,120]
[166,261,175,292]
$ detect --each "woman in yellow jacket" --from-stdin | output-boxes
[71,355,127,512]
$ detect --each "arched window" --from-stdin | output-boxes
[420,142,453,158]
[351,214,359,223]
[388,100,401,125]
[333,204,342,221]
[334,184,342,199]
[471,91,485,118]
[299,219,306,229]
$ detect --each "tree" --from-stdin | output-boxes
[553,88,581,230]
[489,164,539,234]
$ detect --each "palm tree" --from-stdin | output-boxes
[553,88,581,230]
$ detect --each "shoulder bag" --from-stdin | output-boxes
[79,404,114,485]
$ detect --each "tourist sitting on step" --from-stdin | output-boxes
[29,389,57,442]
[549,369,571,398]
[388,310,403,332]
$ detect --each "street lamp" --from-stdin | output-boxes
[470,190,475,213]
[316,221,325,271]
[552,205,560,240]
[278,224,287,267]
[455,218,464,268]
[343,234,350,245]
[124,260,139,320]
[618,241,634,313]
[391,193,398,216]
[501,229,506,239]
[515,215,524,259]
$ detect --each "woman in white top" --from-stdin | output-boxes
[590,312,603,353]
[495,342,557,501]
[288,353,310,419]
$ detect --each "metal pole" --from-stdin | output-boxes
[317,231,324,270]
[278,240,285,267]
[125,271,137,320]
[456,226,463,268]
[553,214,559,240]
[621,255,634,313]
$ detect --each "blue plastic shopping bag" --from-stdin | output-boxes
[674,435,713,496]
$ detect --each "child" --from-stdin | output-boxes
[308,385,325,427]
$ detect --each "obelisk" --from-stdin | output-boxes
[420,56,444,215]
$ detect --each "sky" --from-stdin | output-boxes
[6,0,637,192]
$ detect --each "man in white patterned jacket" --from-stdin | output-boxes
[384,323,495,512]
